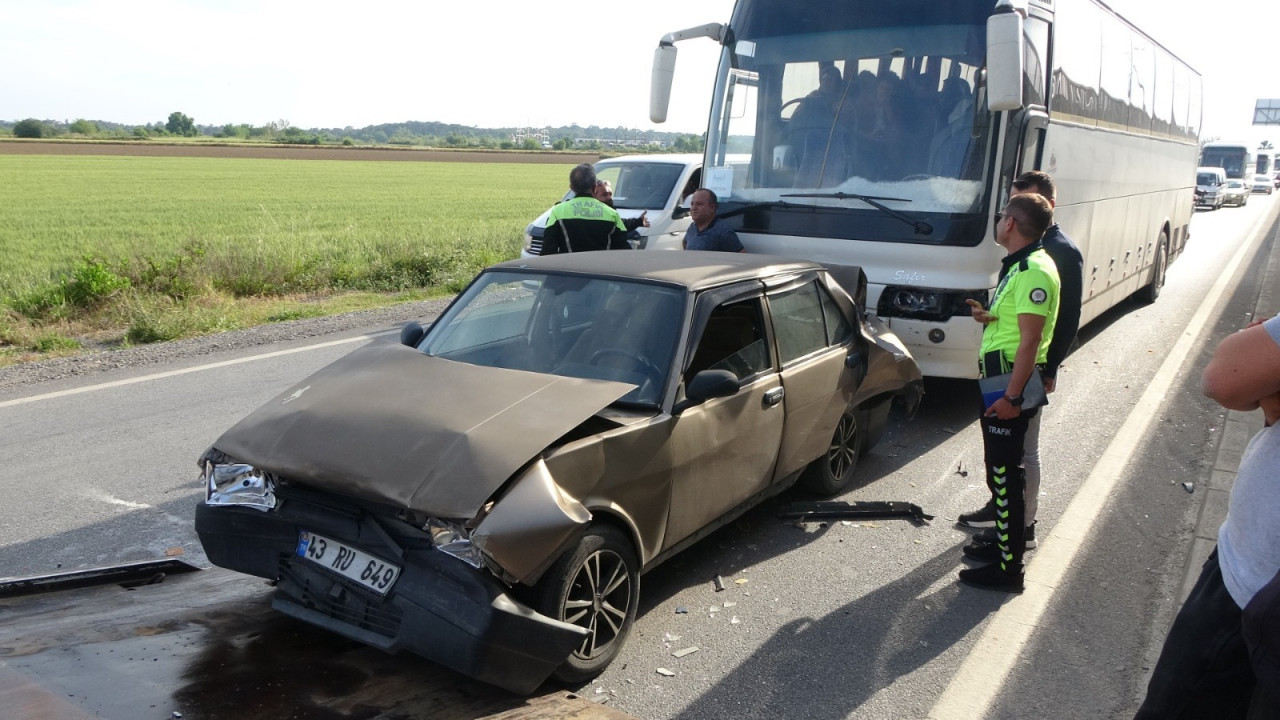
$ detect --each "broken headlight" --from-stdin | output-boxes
[203,460,277,512]
[426,518,483,568]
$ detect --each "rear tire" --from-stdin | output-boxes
[534,525,639,684]
[1138,232,1169,304]
[801,407,863,495]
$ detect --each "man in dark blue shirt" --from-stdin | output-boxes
[682,189,744,252]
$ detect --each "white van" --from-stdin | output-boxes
[1195,167,1227,211]
[522,154,702,257]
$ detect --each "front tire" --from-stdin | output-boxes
[801,407,863,495]
[534,525,640,684]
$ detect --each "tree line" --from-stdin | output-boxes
[3,113,706,153]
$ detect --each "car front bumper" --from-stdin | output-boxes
[194,499,585,695]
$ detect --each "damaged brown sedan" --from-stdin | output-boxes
[194,251,922,694]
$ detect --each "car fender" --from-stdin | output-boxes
[852,317,925,415]
[471,458,592,586]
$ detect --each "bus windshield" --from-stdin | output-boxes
[704,0,993,220]
[1200,145,1252,180]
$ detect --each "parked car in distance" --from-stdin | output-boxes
[522,154,702,257]
[1195,167,1227,210]
[1252,174,1275,194]
[1222,179,1250,207]
[194,251,923,694]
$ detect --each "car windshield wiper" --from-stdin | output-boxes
[782,192,933,235]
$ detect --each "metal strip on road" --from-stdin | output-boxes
[0,334,375,409]
[928,204,1280,720]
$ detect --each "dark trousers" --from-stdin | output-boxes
[1135,550,1279,719]
[979,409,1034,572]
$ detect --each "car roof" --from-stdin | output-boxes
[493,251,822,292]
[596,153,702,166]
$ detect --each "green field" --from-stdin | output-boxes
[0,153,572,363]
[2,154,568,296]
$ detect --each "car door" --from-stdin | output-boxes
[766,275,859,481]
[663,290,784,550]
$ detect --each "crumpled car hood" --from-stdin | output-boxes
[211,341,634,518]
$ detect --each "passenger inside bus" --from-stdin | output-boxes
[770,54,984,207]
[790,64,851,187]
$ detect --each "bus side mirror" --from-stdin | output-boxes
[986,9,1024,112]
[651,44,677,123]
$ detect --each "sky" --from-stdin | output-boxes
[2,0,1278,144]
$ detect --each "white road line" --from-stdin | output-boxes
[928,205,1278,719]
[0,334,375,409]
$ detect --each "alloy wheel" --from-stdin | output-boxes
[563,547,633,660]
[826,411,860,479]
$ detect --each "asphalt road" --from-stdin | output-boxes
[2,195,1277,719]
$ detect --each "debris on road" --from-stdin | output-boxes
[656,668,676,677]
[713,575,726,592]
[777,500,934,523]
[672,646,700,658]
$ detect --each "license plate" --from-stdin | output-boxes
[296,531,400,596]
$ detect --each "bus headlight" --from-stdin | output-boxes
[877,287,988,322]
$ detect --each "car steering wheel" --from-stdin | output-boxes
[589,348,664,389]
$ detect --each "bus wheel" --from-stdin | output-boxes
[1138,232,1169,304]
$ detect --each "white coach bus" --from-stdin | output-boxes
[1199,141,1256,181]
[651,0,1201,377]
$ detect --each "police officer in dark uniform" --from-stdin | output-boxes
[540,164,631,254]
[960,192,1059,593]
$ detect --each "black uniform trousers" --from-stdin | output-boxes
[979,406,1038,573]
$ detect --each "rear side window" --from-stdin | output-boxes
[771,281,853,365]
[771,283,828,364]
[819,284,853,346]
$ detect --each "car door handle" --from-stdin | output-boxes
[763,387,784,407]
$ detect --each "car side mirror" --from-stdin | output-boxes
[400,321,425,348]
[673,205,691,220]
[676,370,740,413]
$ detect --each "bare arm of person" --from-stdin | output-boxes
[1201,321,1280,417]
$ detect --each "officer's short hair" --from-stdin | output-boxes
[1006,193,1053,241]
[570,164,597,195]
[1013,171,1056,203]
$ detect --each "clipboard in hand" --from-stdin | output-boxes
[979,369,1047,411]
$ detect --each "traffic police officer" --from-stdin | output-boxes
[960,192,1059,593]
[540,164,632,254]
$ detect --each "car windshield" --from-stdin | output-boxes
[420,271,685,407]
[1228,180,1244,188]
[594,162,686,211]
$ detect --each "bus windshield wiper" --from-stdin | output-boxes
[782,192,933,235]
[716,199,812,219]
